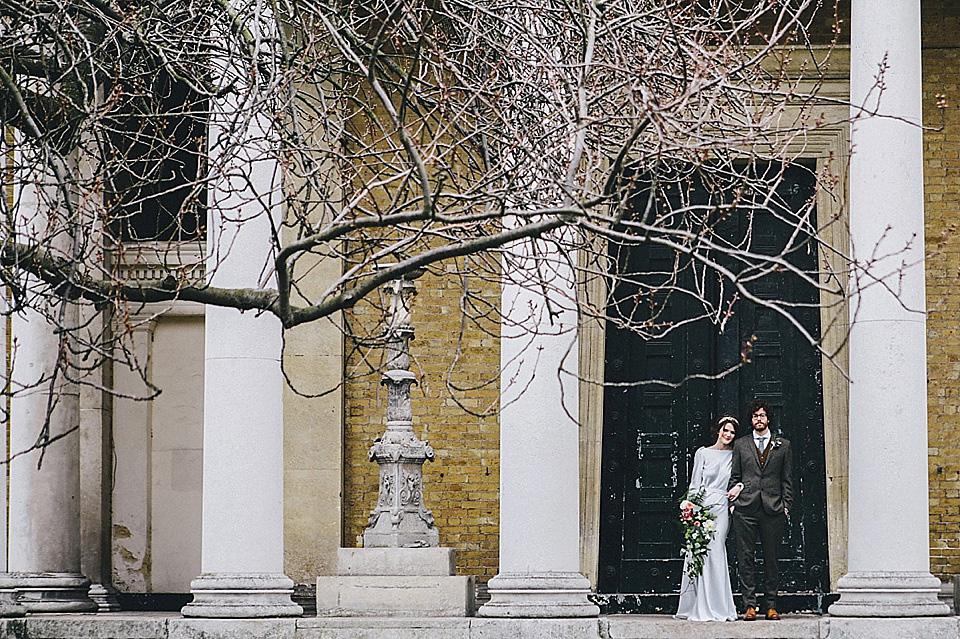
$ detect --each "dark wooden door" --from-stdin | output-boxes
[597,164,829,613]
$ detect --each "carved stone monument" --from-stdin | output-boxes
[363,275,439,548]
[316,271,474,616]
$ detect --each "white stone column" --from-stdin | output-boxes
[7,310,93,612]
[478,244,598,617]
[180,66,300,618]
[4,169,94,613]
[0,297,20,617]
[828,0,949,617]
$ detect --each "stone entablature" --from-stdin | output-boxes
[114,242,205,289]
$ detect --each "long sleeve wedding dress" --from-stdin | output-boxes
[674,447,738,622]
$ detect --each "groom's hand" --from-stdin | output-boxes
[784,507,790,517]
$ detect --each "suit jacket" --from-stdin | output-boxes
[728,433,793,516]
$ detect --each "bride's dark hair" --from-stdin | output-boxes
[710,415,739,442]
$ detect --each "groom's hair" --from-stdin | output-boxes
[747,398,772,419]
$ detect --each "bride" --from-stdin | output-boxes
[675,415,742,621]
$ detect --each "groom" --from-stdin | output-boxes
[727,399,793,621]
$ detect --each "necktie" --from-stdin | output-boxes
[757,437,766,450]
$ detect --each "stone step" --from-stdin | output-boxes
[298,615,960,639]
[1,613,959,639]
[604,615,819,639]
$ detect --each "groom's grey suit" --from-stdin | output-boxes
[728,432,793,612]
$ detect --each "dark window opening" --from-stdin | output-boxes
[108,73,207,242]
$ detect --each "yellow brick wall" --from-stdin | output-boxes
[342,259,501,584]
[923,1,960,578]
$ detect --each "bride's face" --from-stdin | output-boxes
[717,423,737,447]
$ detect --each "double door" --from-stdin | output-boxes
[598,164,829,611]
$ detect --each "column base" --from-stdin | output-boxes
[0,578,26,617]
[181,573,303,618]
[0,573,96,612]
[88,583,121,612]
[828,571,951,617]
[477,572,599,618]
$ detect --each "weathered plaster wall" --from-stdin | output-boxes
[111,312,204,593]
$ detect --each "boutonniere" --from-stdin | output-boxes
[771,433,783,449]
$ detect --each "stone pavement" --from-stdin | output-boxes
[1,614,959,639]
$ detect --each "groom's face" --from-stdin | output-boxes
[751,408,769,433]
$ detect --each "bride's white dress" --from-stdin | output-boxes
[674,447,738,621]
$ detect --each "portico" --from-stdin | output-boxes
[2,0,959,633]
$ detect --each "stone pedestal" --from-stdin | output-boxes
[316,548,474,617]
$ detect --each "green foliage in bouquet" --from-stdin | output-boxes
[678,489,718,579]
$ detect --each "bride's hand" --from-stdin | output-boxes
[726,483,743,500]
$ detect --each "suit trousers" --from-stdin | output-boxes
[732,507,785,610]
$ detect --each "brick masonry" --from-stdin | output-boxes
[924,0,960,580]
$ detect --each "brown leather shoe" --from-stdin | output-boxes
[765,608,781,620]
[743,606,757,621]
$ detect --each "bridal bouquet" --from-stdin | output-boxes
[678,490,717,579]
